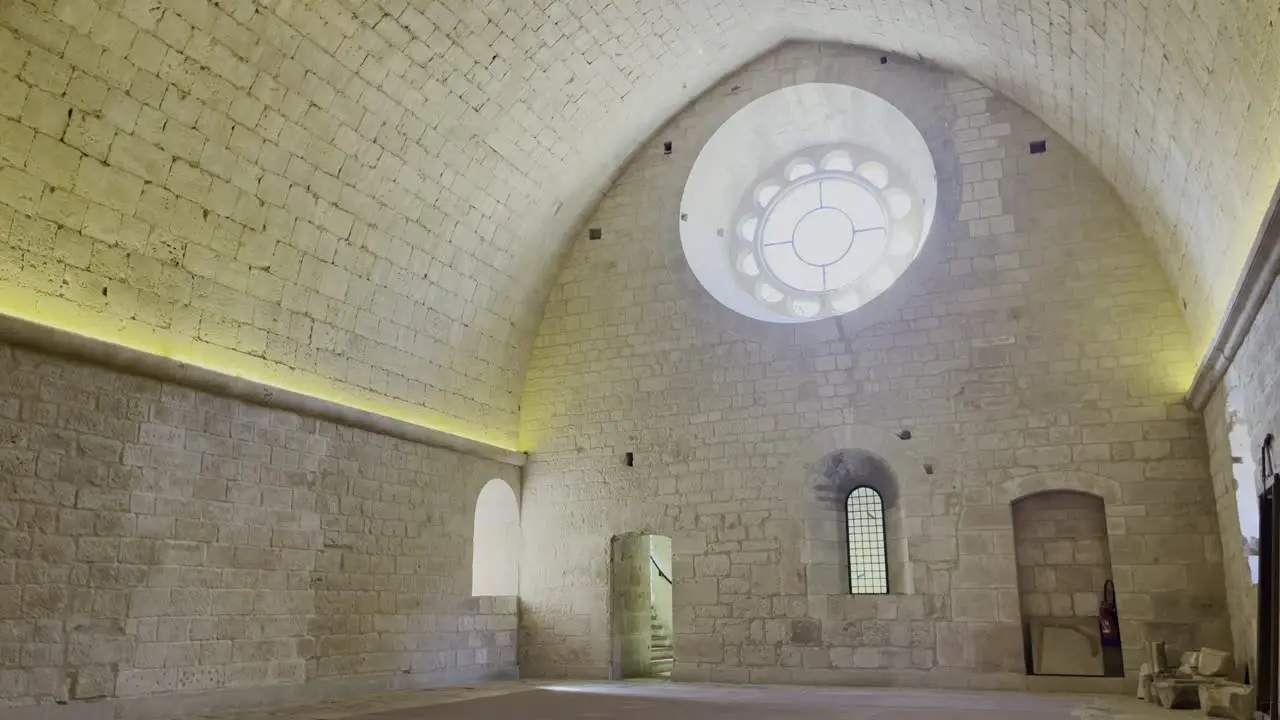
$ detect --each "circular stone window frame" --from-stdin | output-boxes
[677,80,945,337]
[731,143,927,322]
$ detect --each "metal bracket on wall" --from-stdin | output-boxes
[1264,433,1276,492]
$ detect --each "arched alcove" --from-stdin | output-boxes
[806,449,915,596]
[1012,490,1121,677]
[814,450,909,594]
[472,479,520,597]
[787,424,928,598]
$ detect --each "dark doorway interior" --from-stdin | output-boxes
[1259,475,1277,719]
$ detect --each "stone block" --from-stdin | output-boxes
[1197,647,1233,677]
[1137,662,1152,700]
[829,646,855,668]
[806,564,846,595]
[1198,682,1254,719]
[76,155,143,212]
[955,555,1017,588]
[1130,563,1190,592]
[934,622,971,668]
[1029,618,1102,676]
[789,618,821,645]
[959,506,1010,530]
[678,634,724,663]
[953,589,999,621]
[1153,679,1201,710]
[680,577,718,606]
[26,133,82,190]
[909,536,958,561]
[973,623,1025,673]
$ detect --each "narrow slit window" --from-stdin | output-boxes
[846,486,888,594]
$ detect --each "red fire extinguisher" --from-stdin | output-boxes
[1099,579,1121,647]
[1098,579,1124,676]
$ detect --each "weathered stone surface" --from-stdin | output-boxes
[2,0,1276,456]
[789,619,822,646]
[1029,620,1103,677]
[1153,679,1202,710]
[1197,647,1233,678]
[1198,682,1254,720]
[1136,663,1152,700]
[0,343,518,705]
[517,43,1230,682]
[4,0,1271,700]
[1209,255,1280,677]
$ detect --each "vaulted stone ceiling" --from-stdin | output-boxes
[3,0,1277,449]
[542,0,1280,368]
[521,0,1280,418]
[449,0,1280,436]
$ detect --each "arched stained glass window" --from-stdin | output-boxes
[846,486,888,594]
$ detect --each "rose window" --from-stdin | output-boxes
[731,146,926,321]
[678,83,937,325]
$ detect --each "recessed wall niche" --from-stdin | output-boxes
[1012,490,1121,677]
[811,450,913,595]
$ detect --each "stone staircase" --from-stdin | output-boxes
[649,604,673,677]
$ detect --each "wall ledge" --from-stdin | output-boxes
[0,314,526,468]
[1186,182,1280,411]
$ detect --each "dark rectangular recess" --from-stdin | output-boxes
[1260,478,1278,717]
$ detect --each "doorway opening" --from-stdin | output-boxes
[1012,490,1124,678]
[610,533,673,679]
[1258,436,1278,719]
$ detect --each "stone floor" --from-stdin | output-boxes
[201,681,1193,720]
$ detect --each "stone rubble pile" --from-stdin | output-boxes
[1137,642,1253,719]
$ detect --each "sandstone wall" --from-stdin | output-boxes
[0,0,547,448]
[1204,382,1257,674]
[1205,271,1280,676]
[0,341,518,713]
[1227,273,1280,560]
[517,43,1229,686]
